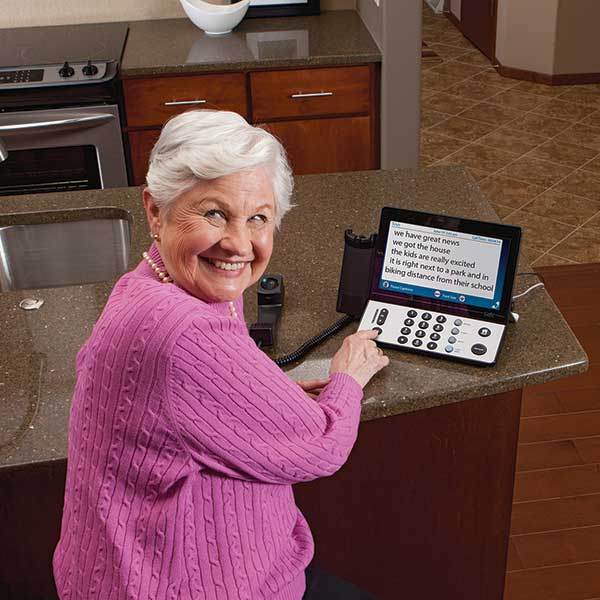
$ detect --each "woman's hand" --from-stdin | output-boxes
[296,378,330,399]
[329,329,389,388]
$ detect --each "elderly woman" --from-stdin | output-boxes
[53,110,388,600]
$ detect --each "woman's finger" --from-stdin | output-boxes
[297,378,330,391]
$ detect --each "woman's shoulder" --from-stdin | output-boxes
[103,268,246,343]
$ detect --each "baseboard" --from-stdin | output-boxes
[496,63,600,86]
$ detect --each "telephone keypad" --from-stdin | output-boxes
[359,300,506,365]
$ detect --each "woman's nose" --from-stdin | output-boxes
[220,222,253,256]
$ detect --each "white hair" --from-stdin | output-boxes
[145,110,294,227]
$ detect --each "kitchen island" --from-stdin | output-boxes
[0,167,587,599]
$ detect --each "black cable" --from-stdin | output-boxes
[272,314,356,367]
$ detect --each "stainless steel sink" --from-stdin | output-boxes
[0,208,132,292]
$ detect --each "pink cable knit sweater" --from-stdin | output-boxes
[53,244,363,600]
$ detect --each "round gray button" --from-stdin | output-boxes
[418,321,429,329]
[412,338,423,347]
[451,327,460,335]
[433,324,444,332]
[401,327,411,335]
[445,345,454,353]
[479,327,491,337]
[407,310,417,318]
[454,319,462,326]
[436,315,447,323]
[430,333,441,341]
[397,336,408,344]
[404,318,415,326]
[471,343,487,356]
[421,312,432,320]
[448,336,457,344]
[416,330,426,338]
[427,342,437,350]
[372,327,382,335]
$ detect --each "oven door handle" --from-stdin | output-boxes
[0,113,114,137]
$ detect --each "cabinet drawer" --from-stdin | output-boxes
[250,66,371,121]
[123,73,247,128]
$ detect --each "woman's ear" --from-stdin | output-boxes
[142,188,161,237]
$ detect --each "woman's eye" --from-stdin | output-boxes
[249,214,268,224]
[204,209,226,221]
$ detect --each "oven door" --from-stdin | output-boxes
[0,104,128,197]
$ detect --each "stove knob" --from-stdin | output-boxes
[82,60,99,77]
[59,61,75,78]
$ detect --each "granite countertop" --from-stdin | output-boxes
[121,10,381,77]
[0,167,588,469]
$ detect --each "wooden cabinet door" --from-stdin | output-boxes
[128,129,161,186]
[264,116,375,175]
[460,0,497,59]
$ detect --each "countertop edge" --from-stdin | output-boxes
[120,54,382,78]
[360,356,589,423]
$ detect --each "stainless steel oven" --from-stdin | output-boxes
[0,21,129,198]
[0,104,127,196]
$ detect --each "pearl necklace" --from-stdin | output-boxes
[142,251,173,284]
[142,251,238,319]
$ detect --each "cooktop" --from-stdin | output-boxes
[0,21,129,89]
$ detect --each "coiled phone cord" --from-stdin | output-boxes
[271,314,355,367]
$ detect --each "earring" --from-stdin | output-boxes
[151,232,160,242]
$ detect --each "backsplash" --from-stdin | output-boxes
[1,0,356,28]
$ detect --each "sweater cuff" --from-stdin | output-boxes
[328,371,364,402]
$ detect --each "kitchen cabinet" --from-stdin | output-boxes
[122,64,379,185]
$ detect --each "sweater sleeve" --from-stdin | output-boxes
[166,315,363,485]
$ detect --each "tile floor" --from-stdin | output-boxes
[421,4,600,266]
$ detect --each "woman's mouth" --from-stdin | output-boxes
[201,257,248,272]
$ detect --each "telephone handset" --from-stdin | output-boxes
[336,229,377,318]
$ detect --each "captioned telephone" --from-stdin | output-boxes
[252,207,521,367]
[355,207,522,366]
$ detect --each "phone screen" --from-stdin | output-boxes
[378,220,509,311]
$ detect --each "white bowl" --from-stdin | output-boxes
[179,0,250,36]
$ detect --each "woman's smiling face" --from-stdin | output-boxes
[143,167,276,303]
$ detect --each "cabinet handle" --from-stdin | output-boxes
[290,92,334,99]
[163,100,208,106]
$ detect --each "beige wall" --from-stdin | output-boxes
[0,0,355,29]
[357,0,421,168]
[495,0,558,75]
[554,0,600,74]
[449,0,461,19]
